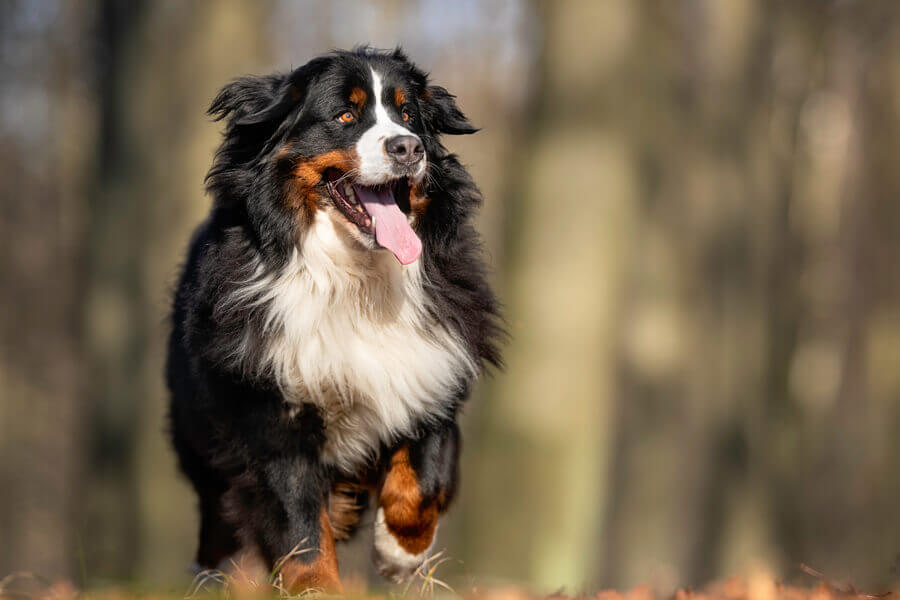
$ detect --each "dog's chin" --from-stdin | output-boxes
[325,206,380,252]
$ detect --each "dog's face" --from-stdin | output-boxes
[208,49,477,265]
[290,61,431,265]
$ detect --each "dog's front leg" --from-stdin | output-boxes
[373,421,460,582]
[218,395,342,594]
[240,452,342,593]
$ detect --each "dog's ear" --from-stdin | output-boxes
[208,57,331,127]
[208,74,287,126]
[388,47,477,136]
[420,85,479,136]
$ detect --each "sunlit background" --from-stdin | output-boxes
[3,0,900,594]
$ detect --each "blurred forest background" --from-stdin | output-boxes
[3,0,900,594]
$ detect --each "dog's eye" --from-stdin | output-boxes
[401,110,410,122]
[337,111,356,124]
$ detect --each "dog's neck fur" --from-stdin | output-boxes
[230,209,475,472]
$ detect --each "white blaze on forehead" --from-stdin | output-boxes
[354,69,424,186]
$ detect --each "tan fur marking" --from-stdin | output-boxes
[379,447,438,555]
[409,182,430,220]
[350,87,367,109]
[278,509,342,593]
[394,88,406,108]
[288,149,358,220]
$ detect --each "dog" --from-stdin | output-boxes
[166,47,503,592]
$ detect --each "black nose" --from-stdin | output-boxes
[384,135,424,164]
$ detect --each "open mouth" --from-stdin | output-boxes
[324,168,422,265]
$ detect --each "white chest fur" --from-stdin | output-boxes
[230,211,475,472]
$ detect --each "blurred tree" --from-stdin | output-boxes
[462,0,636,588]
[464,0,900,592]
[79,0,271,583]
[0,0,93,581]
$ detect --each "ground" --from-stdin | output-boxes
[0,567,895,600]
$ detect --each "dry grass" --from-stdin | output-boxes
[2,559,896,600]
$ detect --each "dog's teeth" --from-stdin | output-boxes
[343,182,354,198]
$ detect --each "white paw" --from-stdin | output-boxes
[372,507,434,583]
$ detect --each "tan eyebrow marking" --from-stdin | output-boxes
[394,88,406,108]
[349,87,367,109]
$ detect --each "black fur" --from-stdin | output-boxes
[408,420,462,509]
[166,47,503,576]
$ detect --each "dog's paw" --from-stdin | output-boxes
[372,507,433,583]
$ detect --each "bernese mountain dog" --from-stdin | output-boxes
[166,47,503,592]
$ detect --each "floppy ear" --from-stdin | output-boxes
[208,57,331,127]
[208,74,291,126]
[420,85,479,136]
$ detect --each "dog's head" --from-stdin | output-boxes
[207,47,476,265]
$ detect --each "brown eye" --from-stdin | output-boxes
[401,110,410,122]
[338,111,355,123]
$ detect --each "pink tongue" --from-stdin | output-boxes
[353,184,422,265]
